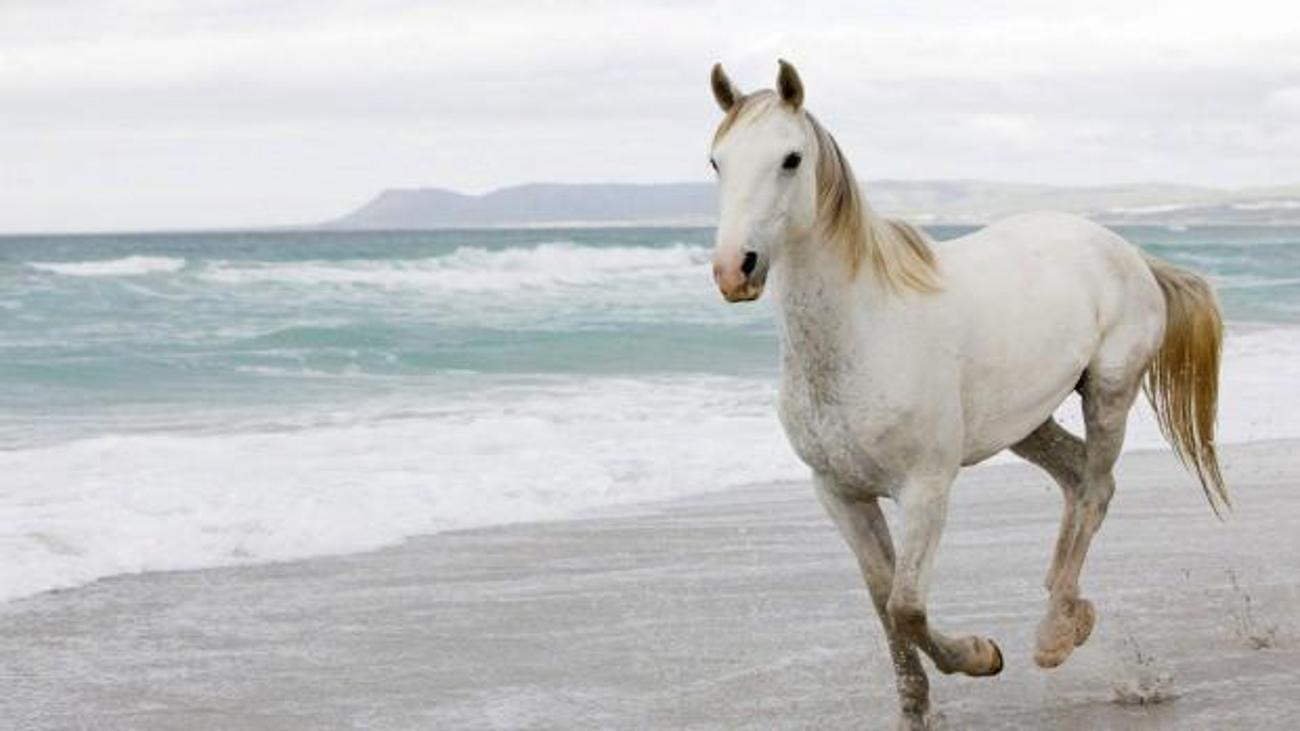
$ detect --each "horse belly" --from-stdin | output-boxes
[961,373,1082,464]
[957,297,1097,464]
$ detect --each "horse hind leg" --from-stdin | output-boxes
[1033,373,1142,668]
[1012,417,1087,593]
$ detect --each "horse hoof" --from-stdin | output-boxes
[1073,598,1097,646]
[1035,596,1093,669]
[987,638,1004,676]
[896,710,942,730]
[1034,644,1070,669]
[1034,621,1074,668]
[969,637,1003,677]
[896,714,927,731]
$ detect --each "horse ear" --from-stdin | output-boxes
[776,59,803,109]
[711,63,740,112]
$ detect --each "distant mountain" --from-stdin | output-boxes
[331,183,717,229]
[326,181,1300,229]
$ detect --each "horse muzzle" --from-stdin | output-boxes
[713,250,767,302]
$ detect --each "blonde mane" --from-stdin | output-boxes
[714,92,941,293]
[807,112,941,292]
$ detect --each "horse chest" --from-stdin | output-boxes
[778,376,891,489]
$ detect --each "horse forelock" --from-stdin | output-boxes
[711,91,780,146]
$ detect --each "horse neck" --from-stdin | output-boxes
[772,230,881,378]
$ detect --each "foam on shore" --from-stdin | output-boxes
[3,325,1300,603]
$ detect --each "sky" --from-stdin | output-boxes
[2,0,1300,233]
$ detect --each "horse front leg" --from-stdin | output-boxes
[887,471,1004,678]
[816,476,931,729]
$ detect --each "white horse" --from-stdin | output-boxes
[707,60,1228,729]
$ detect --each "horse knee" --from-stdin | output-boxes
[887,599,927,640]
[1058,477,1084,502]
[1080,474,1115,512]
[869,596,893,621]
[1049,451,1086,497]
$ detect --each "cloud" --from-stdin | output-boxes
[1,0,1299,231]
[1266,87,1300,114]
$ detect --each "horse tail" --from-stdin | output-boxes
[1143,256,1230,517]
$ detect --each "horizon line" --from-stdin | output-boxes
[6,177,1300,236]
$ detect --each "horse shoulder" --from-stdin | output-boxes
[778,331,963,490]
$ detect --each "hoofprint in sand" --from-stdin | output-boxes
[1,442,1296,730]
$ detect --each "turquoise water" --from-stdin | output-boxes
[0,229,759,443]
[3,225,1300,602]
[3,226,1298,432]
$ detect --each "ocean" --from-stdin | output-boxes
[3,225,1300,602]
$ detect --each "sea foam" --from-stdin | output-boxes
[3,326,1300,604]
[0,376,804,602]
[29,256,186,277]
[198,243,711,293]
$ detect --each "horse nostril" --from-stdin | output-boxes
[741,251,758,277]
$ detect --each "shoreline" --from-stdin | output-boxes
[3,435,1298,606]
[4,441,1298,729]
[5,433,1296,608]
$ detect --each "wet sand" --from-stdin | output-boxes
[3,441,1298,730]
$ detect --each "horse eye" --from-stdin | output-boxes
[709,158,719,173]
[782,152,802,171]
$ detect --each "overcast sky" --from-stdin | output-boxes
[3,0,1300,233]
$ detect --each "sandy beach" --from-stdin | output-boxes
[3,441,1298,730]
